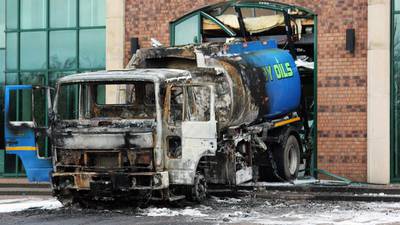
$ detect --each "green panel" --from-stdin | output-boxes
[6,0,18,29]
[0,0,5,48]
[79,0,105,27]
[49,71,75,87]
[19,73,45,120]
[57,84,79,120]
[0,49,4,75]
[50,0,76,28]
[96,85,105,104]
[5,72,18,85]
[50,30,77,69]
[396,1,400,11]
[3,73,23,175]
[0,50,4,174]
[21,0,47,29]
[20,31,46,70]
[79,29,105,68]
[174,14,200,46]
[393,13,400,178]
[5,33,17,70]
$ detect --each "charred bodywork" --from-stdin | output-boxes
[49,41,312,204]
[5,0,315,204]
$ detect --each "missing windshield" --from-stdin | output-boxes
[56,81,156,120]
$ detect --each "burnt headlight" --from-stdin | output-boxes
[127,149,153,167]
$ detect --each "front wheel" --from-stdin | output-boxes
[274,135,301,181]
[191,172,208,203]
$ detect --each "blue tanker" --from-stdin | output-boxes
[209,40,301,128]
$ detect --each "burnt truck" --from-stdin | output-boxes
[4,1,316,204]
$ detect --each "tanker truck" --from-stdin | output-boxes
[4,40,313,205]
[4,1,315,205]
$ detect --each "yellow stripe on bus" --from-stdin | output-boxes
[5,146,38,151]
[274,117,301,128]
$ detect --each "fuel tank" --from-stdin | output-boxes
[130,41,302,129]
[202,41,301,128]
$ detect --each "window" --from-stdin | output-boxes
[21,0,47,29]
[80,0,105,27]
[19,73,46,123]
[50,31,77,69]
[186,86,211,121]
[57,82,156,120]
[0,50,4,75]
[79,29,105,68]
[173,15,200,46]
[5,33,17,70]
[50,0,76,28]
[2,0,106,174]
[392,3,400,180]
[20,32,47,70]
[168,86,183,123]
[56,84,79,120]
[6,0,17,29]
[0,0,5,48]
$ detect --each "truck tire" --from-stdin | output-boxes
[274,135,300,181]
[191,172,208,203]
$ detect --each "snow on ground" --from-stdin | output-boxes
[140,206,210,217]
[1,196,400,225]
[216,201,400,225]
[0,197,62,213]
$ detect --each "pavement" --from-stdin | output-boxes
[3,178,400,202]
[1,195,400,224]
[0,178,51,196]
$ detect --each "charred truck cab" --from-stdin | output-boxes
[51,70,195,203]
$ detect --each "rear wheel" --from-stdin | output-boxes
[274,135,301,181]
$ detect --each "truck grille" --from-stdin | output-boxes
[86,152,120,168]
[56,149,154,172]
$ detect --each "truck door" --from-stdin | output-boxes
[164,84,217,185]
[181,84,217,155]
[4,85,52,182]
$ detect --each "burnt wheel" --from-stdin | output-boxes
[274,135,301,181]
[191,172,208,203]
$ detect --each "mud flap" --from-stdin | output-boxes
[4,85,52,182]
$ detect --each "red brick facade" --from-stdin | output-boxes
[124,0,368,181]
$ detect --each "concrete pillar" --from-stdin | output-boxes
[105,0,125,103]
[367,0,391,184]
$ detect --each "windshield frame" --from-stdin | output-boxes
[53,80,161,121]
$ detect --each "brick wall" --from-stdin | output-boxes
[124,0,368,181]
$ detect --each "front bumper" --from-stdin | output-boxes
[51,171,169,192]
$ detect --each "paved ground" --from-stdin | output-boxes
[1,194,400,225]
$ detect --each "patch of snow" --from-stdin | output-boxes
[241,178,318,187]
[0,197,62,213]
[140,207,208,217]
[222,201,400,225]
[212,196,242,204]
